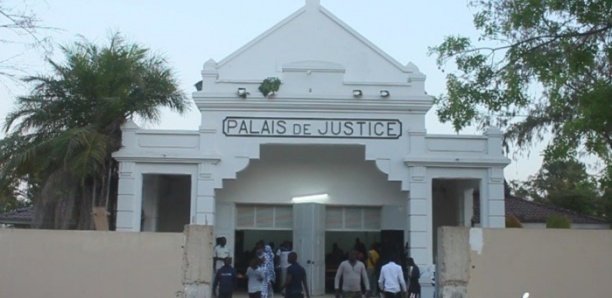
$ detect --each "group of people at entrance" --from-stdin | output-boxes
[213,236,420,298]
[334,249,421,298]
[329,238,421,298]
[213,237,310,298]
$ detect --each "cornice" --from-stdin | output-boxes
[404,156,511,168]
[112,152,221,164]
[194,97,433,113]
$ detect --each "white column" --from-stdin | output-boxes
[195,162,217,226]
[406,166,432,265]
[486,167,506,227]
[463,188,474,227]
[116,161,141,231]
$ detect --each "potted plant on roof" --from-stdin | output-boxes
[258,77,281,98]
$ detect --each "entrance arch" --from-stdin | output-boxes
[215,144,406,295]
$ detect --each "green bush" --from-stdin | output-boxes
[546,215,571,229]
[258,77,281,97]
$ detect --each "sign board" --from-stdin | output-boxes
[223,117,402,139]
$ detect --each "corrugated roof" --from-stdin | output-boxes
[474,195,608,225]
[0,206,33,225]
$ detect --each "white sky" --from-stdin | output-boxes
[1,0,549,182]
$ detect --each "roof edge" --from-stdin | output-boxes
[217,7,307,68]
[318,6,414,74]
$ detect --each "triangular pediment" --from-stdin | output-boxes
[211,2,424,83]
[198,0,430,102]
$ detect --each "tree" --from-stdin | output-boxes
[511,158,600,216]
[0,1,52,81]
[0,33,189,229]
[430,0,612,179]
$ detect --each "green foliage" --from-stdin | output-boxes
[258,77,281,97]
[510,158,604,217]
[0,33,188,228]
[430,0,612,175]
[546,214,571,229]
[505,214,523,228]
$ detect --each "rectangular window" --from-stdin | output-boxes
[236,204,293,230]
[325,206,381,231]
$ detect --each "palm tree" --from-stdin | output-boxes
[0,33,189,229]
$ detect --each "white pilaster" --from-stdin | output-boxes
[406,166,432,265]
[116,161,140,231]
[195,162,217,226]
[486,167,506,227]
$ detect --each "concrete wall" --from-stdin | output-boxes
[0,226,214,298]
[436,227,612,298]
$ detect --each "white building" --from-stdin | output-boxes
[113,0,509,295]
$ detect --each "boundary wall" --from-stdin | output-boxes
[0,225,213,298]
[436,227,612,298]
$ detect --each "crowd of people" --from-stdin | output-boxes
[213,238,310,298]
[213,236,421,298]
[328,238,421,298]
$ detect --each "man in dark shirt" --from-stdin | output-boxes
[213,257,237,298]
[282,252,310,298]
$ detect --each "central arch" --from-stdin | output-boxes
[215,144,407,295]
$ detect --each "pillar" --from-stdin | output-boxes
[406,166,432,265]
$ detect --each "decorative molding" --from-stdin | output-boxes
[282,60,345,73]
[199,128,217,134]
[407,130,427,137]
[198,173,213,180]
[411,176,425,182]
[118,172,134,178]
[194,98,433,113]
[404,156,510,168]
[344,81,412,87]
[113,154,221,164]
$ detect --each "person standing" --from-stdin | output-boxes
[406,258,421,298]
[378,255,406,298]
[261,245,276,298]
[246,257,266,298]
[366,244,380,297]
[276,241,292,289]
[334,250,370,298]
[213,257,237,298]
[282,252,310,298]
[353,238,367,260]
[214,237,231,273]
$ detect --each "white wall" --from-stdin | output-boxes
[216,145,405,206]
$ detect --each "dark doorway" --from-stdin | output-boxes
[141,174,191,232]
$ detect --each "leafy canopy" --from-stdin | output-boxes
[430,0,611,173]
[0,33,189,228]
[512,158,600,215]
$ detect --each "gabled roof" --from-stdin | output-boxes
[474,195,609,225]
[505,195,608,225]
[208,0,424,84]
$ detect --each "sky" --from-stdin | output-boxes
[0,0,549,182]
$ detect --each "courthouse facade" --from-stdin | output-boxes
[113,0,509,294]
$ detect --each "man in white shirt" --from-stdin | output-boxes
[214,236,231,273]
[378,255,406,298]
